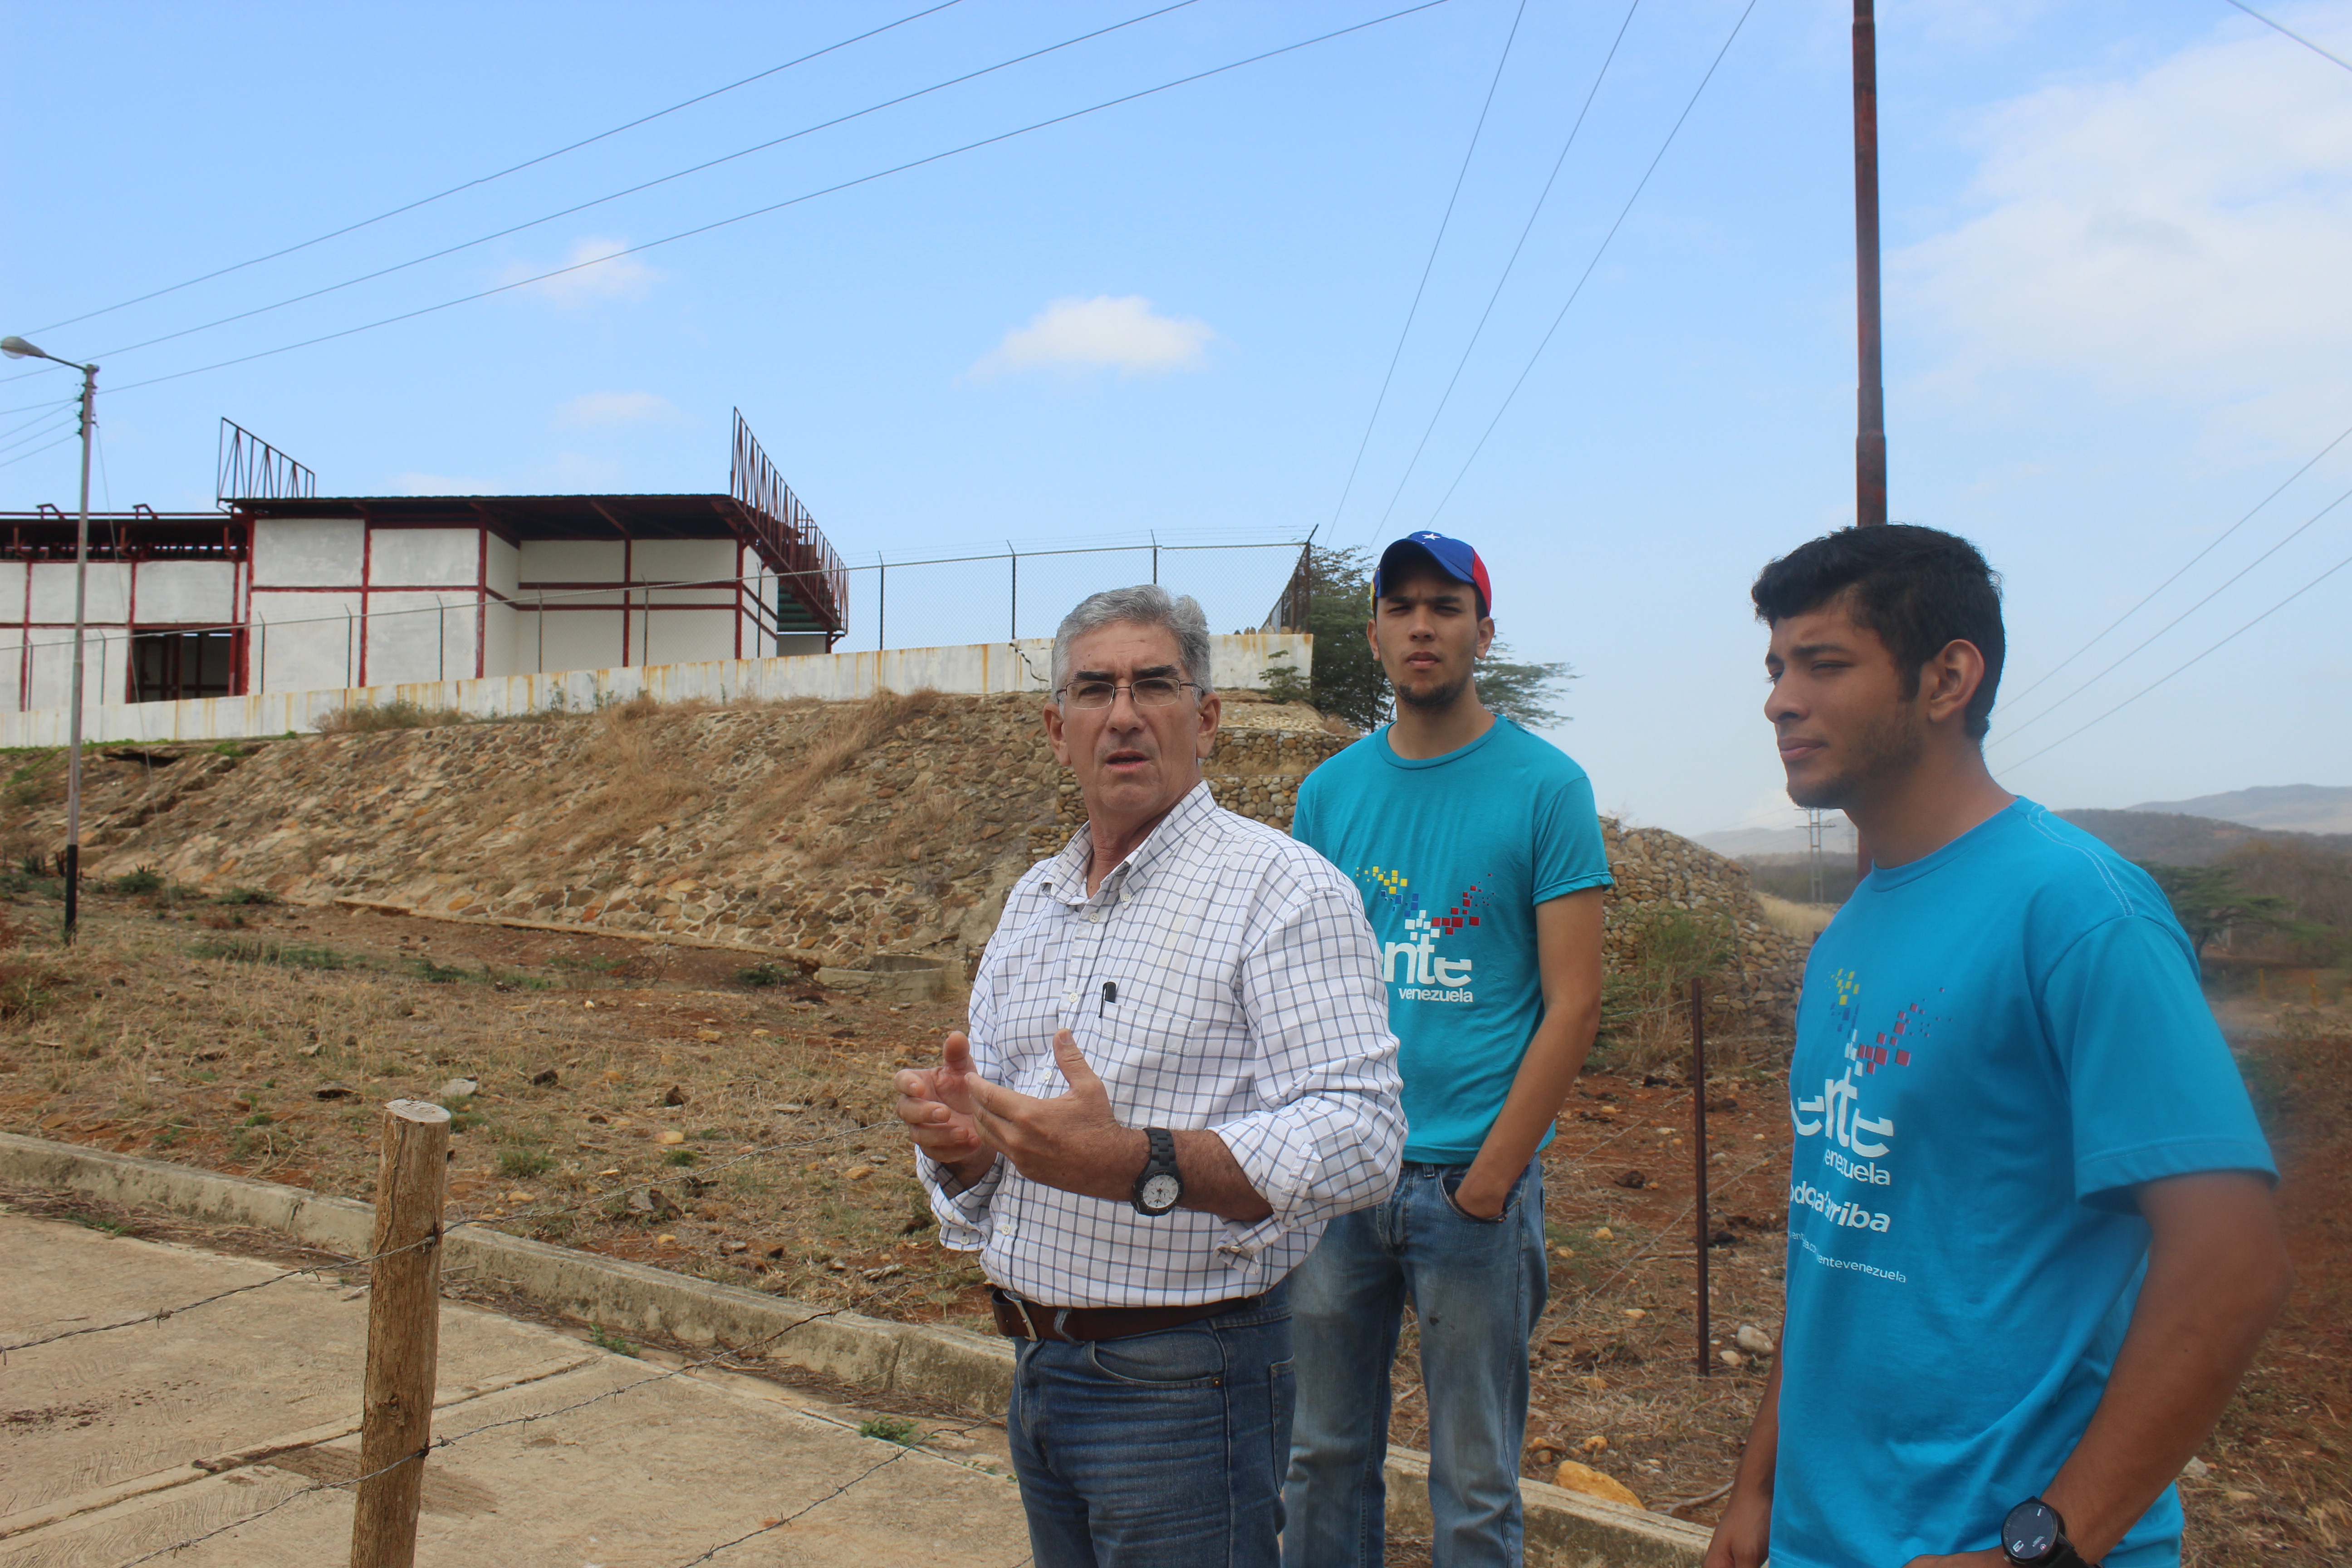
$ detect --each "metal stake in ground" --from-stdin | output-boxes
[350,1099,451,1568]
[1690,978,1710,1377]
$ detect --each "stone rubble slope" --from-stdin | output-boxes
[17,691,1808,1028]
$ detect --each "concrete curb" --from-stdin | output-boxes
[0,1133,1711,1567]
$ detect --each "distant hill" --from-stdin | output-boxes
[2057,808,2352,867]
[2123,784,2352,836]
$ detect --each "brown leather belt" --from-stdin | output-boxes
[990,1287,1264,1344]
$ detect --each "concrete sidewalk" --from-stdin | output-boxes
[0,1212,1029,1567]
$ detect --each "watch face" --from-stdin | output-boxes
[1140,1172,1182,1212]
[2004,1500,2059,1563]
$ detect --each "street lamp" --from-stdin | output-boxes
[2,335,99,944]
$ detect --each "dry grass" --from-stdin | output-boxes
[1754,892,1836,937]
[315,698,472,735]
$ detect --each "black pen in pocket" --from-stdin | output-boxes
[1099,981,1117,1016]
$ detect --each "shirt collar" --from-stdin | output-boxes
[1040,779,1217,908]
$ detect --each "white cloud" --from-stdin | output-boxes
[554,391,682,428]
[1894,11,2352,438]
[972,294,1215,378]
[503,237,662,308]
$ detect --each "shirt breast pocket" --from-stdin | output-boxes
[1090,972,1245,1127]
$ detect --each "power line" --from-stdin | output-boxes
[2003,539,2352,772]
[71,0,1208,368]
[25,1,968,338]
[0,432,78,471]
[1321,0,1528,538]
[0,412,77,458]
[1992,477,2352,744]
[1366,0,1642,541]
[0,405,71,445]
[96,1,1452,401]
[2000,414,2352,706]
[1423,0,1756,527]
[2226,0,2352,74]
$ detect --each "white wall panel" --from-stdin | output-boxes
[520,539,622,583]
[631,539,734,584]
[370,528,479,588]
[134,561,237,624]
[254,519,364,586]
[253,591,361,693]
[482,600,520,680]
[30,561,129,622]
[487,536,520,597]
[365,591,475,686]
[639,610,735,668]
[540,609,622,675]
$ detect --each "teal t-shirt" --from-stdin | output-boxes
[1772,800,2275,1568]
[1290,717,1612,1163]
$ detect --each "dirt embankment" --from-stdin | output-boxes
[7,692,1807,1033]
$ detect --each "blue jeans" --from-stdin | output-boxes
[1008,1283,1295,1568]
[1283,1161,1547,1568]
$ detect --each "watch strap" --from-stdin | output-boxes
[1130,1127,1180,1215]
[2004,1499,2099,1568]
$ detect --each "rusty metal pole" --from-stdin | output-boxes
[1851,0,1887,882]
[1691,978,1710,1377]
[349,1099,450,1568]
[1853,0,1886,531]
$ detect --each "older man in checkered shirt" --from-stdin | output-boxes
[894,584,1404,1568]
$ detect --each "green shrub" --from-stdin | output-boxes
[212,887,276,906]
[498,1148,554,1179]
[111,867,167,895]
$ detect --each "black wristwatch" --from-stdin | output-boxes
[2002,1498,2097,1568]
[1131,1127,1182,1216]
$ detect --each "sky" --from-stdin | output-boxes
[4,0,2349,840]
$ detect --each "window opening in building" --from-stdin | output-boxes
[130,630,236,703]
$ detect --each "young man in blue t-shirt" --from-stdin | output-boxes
[1706,525,2290,1568]
[1283,532,1612,1568]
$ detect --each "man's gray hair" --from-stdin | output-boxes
[1050,584,1215,700]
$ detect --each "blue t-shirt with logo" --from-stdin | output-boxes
[1773,800,2274,1568]
[1291,717,1612,1163]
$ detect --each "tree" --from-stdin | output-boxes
[1477,641,1576,731]
[2138,863,2298,958]
[1262,543,1576,732]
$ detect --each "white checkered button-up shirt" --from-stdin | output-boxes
[918,781,1404,1308]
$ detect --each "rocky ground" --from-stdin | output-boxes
[1,881,2340,1565]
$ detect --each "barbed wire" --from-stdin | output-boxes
[667,1413,1002,1566]
[0,1230,434,1357]
[97,1298,889,1568]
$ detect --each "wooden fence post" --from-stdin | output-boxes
[350,1099,450,1568]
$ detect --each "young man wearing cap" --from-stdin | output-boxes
[1283,532,1612,1568]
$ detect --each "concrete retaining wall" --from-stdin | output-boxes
[0,1131,1712,1567]
[0,632,1312,748]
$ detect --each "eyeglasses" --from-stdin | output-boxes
[1057,677,1199,710]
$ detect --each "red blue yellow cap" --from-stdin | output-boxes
[1373,531,1492,612]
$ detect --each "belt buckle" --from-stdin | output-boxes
[1011,1295,1041,1341]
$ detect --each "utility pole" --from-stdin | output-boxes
[1851,0,1885,883]
[1,337,98,943]
[1853,0,1886,530]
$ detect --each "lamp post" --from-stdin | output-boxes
[2,335,99,944]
